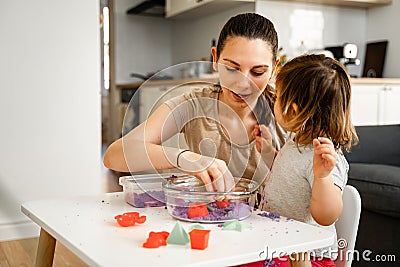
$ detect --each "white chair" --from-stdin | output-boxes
[335,185,362,267]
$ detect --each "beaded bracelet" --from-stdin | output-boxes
[176,149,190,168]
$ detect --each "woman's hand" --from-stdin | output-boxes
[313,137,337,179]
[253,124,276,168]
[177,150,235,192]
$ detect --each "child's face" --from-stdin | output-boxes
[273,85,293,131]
[213,36,276,108]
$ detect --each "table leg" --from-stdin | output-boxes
[35,228,56,267]
[289,253,311,267]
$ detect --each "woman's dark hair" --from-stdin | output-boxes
[216,13,278,62]
[217,13,279,126]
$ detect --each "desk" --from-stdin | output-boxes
[21,193,334,267]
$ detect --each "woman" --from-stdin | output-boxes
[104,13,287,192]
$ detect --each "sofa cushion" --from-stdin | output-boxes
[348,163,400,218]
[345,124,400,167]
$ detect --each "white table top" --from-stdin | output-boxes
[21,193,334,267]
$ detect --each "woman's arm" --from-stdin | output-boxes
[310,137,343,226]
[103,103,235,192]
[103,104,180,172]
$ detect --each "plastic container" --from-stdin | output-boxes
[119,173,192,208]
[162,176,258,223]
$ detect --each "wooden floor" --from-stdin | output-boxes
[0,237,88,267]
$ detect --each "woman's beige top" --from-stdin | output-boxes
[165,84,287,185]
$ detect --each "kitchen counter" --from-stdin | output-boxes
[116,77,400,89]
[116,76,219,89]
[351,78,400,85]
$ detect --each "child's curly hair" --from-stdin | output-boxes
[275,54,358,152]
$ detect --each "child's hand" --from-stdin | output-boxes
[313,137,337,179]
[253,124,276,168]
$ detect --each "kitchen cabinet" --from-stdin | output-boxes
[380,85,400,125]
[139,85,169,123]
[115,83,187,137]
[351,85,381,125]
[271,0,392,8]
[165,0,255,19]
[139,82,207,148]
[117,85,141,137]
[351,84,400,126]
[139,84,196,122]
[166,0,213,18]
[116,78,218,140]
[117,84,181,137]
[118,79,400,136]
[165,0,391,18]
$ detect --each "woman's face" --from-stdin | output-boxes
[212,36,276,108]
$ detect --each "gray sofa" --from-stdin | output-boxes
[344,124,399,266]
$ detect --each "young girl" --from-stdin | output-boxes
[249,54,358,267]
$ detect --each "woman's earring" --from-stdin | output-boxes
[213,62,218,72]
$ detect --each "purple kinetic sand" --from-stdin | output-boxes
[171,201,252,222]
[257,211,281,222]
[126,190,165,208]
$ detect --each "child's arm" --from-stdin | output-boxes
[310,137,343,226]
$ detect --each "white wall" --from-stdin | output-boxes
[367,0,400,78]
[114,0,173,84]
[171,3,255,64]
[0,0,102,241]
[256,0,367,77]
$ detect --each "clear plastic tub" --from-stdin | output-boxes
[119,173,192,208]
[162,176,258,223]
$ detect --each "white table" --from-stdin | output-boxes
[21,193,334,267]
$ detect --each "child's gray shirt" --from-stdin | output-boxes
[261,138,349,259]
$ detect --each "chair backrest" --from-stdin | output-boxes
[335,185,362,267]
